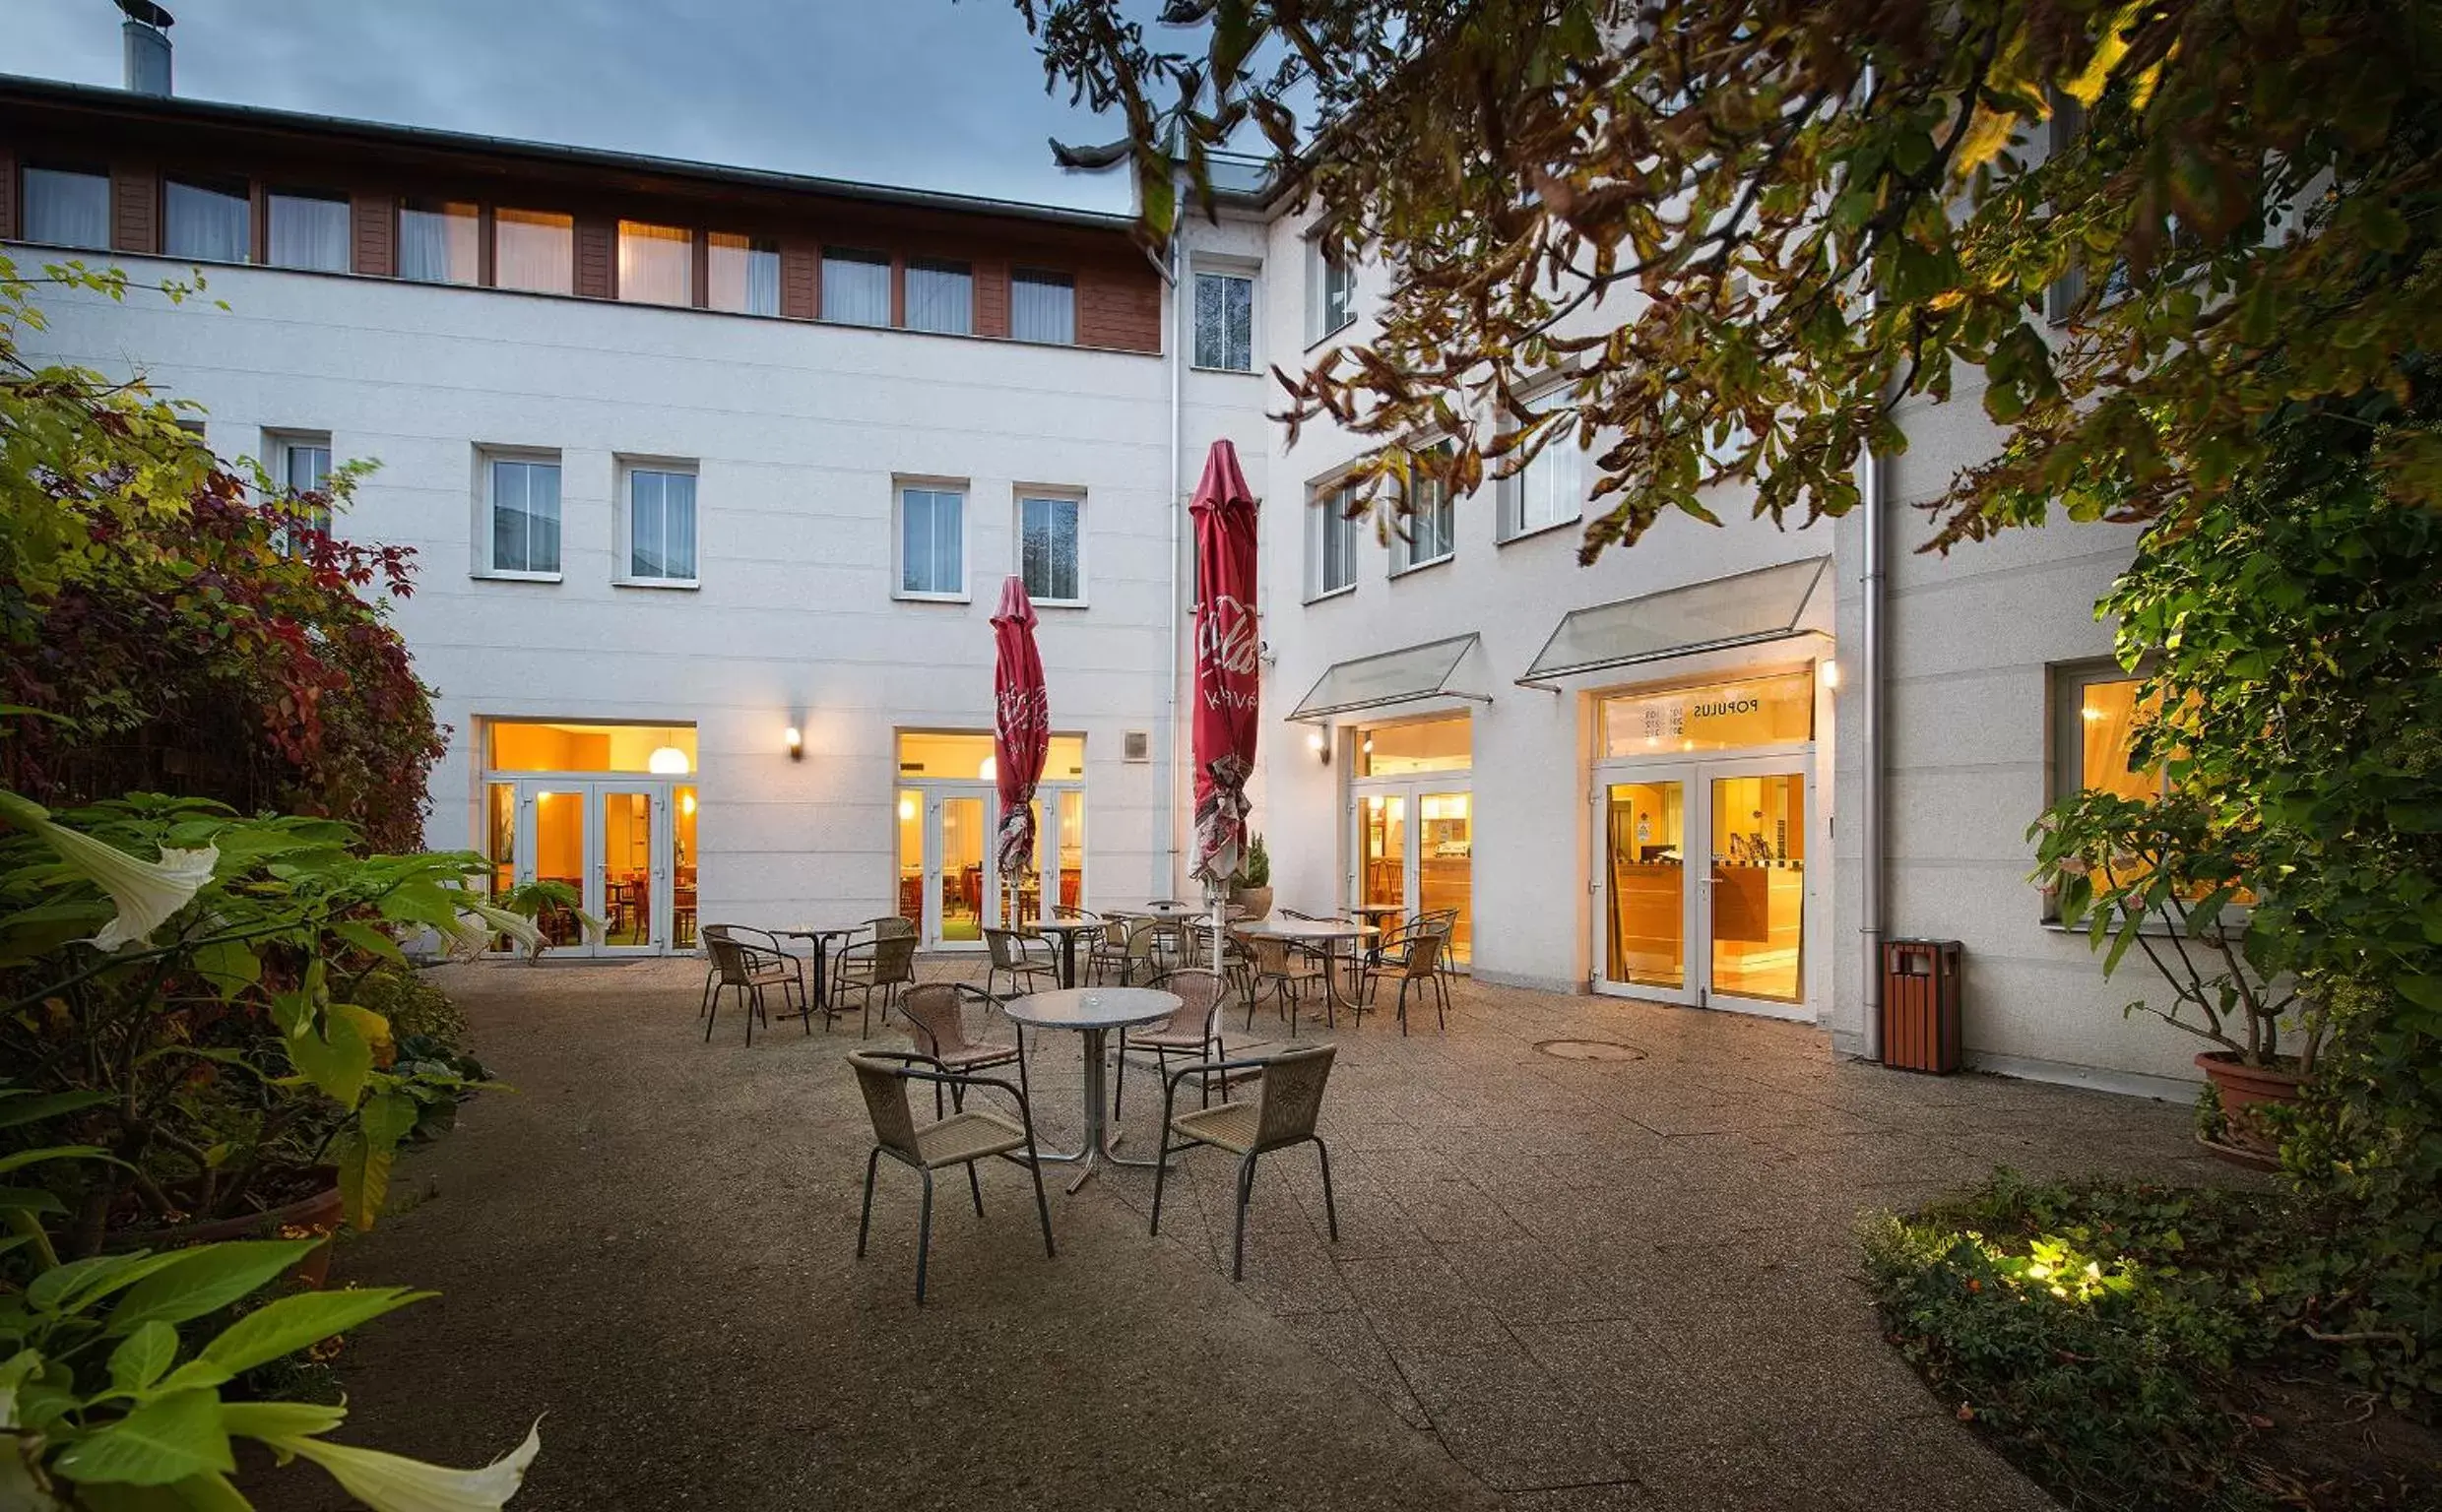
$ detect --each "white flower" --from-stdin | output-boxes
[271,1421,542,1512]
[573,910,608,947]
[0,791,217,952]
[461,902,545,961]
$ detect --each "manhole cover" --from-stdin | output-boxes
[1535,1039,1647,1062]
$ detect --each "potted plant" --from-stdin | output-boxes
[2030,787,2327,1162]
[1230,833,1274,920]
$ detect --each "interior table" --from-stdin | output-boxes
[775,924,866,1019]
[1234,918,1378,1026]
[1002,987,1180,1192]
[1034,919,1103,988]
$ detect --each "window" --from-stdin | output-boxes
[616,220,692,306]
[821,248,890,325]
[482,453,562,577]
[1309,480,1359,599]
[493,209,573,295]
[1018,493,1083,604]
[905,258,973,335]
[621,463,698,584]
[1501,390,1586,539]
[1193,270,1254,371]
[897,484,965,598]
[1011,269,1074,345]
[2054,665,2164,803]
[270,432,333,553]
[266,189,350,273]
[399,200,479,284]
[1307,236,1355,343]
[21,164,109,249]
[1392,451,1455,573]
[162,176,249,263]
[706,233,780,315]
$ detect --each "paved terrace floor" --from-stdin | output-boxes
[261,956,2238,1512]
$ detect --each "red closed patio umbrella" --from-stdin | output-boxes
[1189,440,1261,954]
[992,575,1050,923]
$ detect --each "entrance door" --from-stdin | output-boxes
[511,779,671,956]
[899,784,996,949]
[1350,782,1473,967]
[1594,758,1809,1016]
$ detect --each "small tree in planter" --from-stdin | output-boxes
[1230,832,1273,920]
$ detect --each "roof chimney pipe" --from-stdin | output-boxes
[116,0,174,96]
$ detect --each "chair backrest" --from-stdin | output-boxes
[867,915,917,941]
[847,1051,923,1158]
[1400,926,1445,979]
[1099,917,1130,949]
[1125,918,1167,960]
[896,983,975,1057]
[983,927,1023,970]
[1055,905,1098,922]
[1145,970,1223,1036]
[1243,934,1301,976]
[1254,1043,1336,1149]
[871,934,918,984]
[702,925,751,986]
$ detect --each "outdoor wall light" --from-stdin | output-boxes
[784,726,803,761]
[1820,659,1841,690]
[1308,728,1329,766]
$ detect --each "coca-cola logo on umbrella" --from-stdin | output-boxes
[1196,593,1259,681]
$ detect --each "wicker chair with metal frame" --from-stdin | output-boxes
[981,927,1059,1005]
[1239,932,1327,1035]
[1084,915,1130,983]
[1359,922,1451,1036]
[699,924,810,1045]
[848,1049,1056,1305]
[1149,1042,1339,1282]
[835,932,919,1037]
[894,982,1026,1118]
[1114,969,1227,1119]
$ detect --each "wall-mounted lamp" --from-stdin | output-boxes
[1308,728,1329,767]
[1819,659,1842,690]
[784,725,804,762]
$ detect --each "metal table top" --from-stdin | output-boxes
[1001,987,1181,1031]
[1236,918,1379,943]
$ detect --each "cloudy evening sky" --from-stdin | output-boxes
[9,0,1135,213]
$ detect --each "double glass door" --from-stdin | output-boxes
[896,783,1083,949]
[1351,780,1472,966]
[501,778,682,956]
[1594,756,1809,1017]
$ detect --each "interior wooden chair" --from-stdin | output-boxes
[848,1049,1055,1305]
[1149,1042,1340,1282]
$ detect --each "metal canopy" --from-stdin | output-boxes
[1516,557,1831,688]
[1289,633,1490,724]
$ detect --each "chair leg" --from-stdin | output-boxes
[1028,1147,1057,1258]
[1113,1028,1127,1119]
[856,1148,881,1257]
[1397,977,1411,1038]
[915,1170,934,1305]
[1150,1134,1174,1235]
[703,981,720,1043]
[967,1160,985,1217]
[1232,1153,1257,1282]
[1315,1137,1340,1241]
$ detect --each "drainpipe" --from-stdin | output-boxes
[1858,437,1888,1062]
[1161,229,1185,899]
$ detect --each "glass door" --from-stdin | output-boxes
[1025,785,1085,925]
[1702,763,1808,1015]
[900,784,996,949]
[1356,791,1408,914]
[516,780,591,952]
[1595,770,1697,1004]
[595,785,665,956]
[511,779,669,956]
[1351,784,1473,967]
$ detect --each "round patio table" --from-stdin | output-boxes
[1235,918,1378,1024]
[1034,919,1103,988]
[1003,987,1180,1193]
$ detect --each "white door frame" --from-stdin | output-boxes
[1346,774,1473,962]
[1591,744,1814,1020]
[508,775,675,957]
[899,779,1087,949]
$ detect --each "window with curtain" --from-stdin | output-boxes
[2056,668,2165,803]
[493,209,573,295]
[624,466,698,582]
[1193,270,1254,370]
[617,220,692,306]
[821,249,891,325]
[905,258,973,335]
[398,200,480,284]
[1019,494,1082,602]
[1393,453,1455,573]
[898,485,964,597]
[274,433,333,552]
[706,233,780,315]
[486,455,562,575]
[1011,269,1074,345]
[163,177,250,264]
[1502,391,1585,538]
[22,165,110,249]
[1309,481,1358,598]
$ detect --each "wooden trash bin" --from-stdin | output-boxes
[1881,939,1962,1074]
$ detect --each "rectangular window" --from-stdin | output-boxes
[1309,480,1358,599]
[622,464,698,584]
[162,176,250,264]
[1018,493,1083,603]
[1393,453,1455,573]
[616,220,692,306]
[821,248,891,325]
[398,199,480,284]
[706,233,780,315]
[2055,665,2164,803]
[1193,270,1255,371]
[271,432,333,553]
[483,453,563,577]
[1010,269,1074,345]
[493,209,573,295]
[1502,391,1585,539]
[21,164,110,249]
[905,258,973,335]
[898,484,965,598]
[266,189,350,273]
[1308,237,1354,343]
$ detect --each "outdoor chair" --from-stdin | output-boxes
[865,914,918,942]
[836,932,919,1036]
[1240,932,1327,1035]
[982,927,1058,1005]
[1150,1042,1339,1282]
[848,1049,1055,1305]
[1086,915,1131,983]
[895,982,1026,1118]
[1053,905,1100,923]
[699,924,809,1044]
[1360,922,1450,1036]
[1116,969,1228,1118]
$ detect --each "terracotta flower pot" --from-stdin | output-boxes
[112,1175,345,1288]
[1232,885,1274,921]
[2195,1051,2306,1162]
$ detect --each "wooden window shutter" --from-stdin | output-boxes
[575,215,614,298]
[0,150,17,242]
[352,193,397,277]
[110,165,160,254]
[975,257,1011,339]
[779,241,818,319]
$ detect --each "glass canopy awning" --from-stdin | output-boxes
[1516,556,1831,688]
[1289,633,1491,724]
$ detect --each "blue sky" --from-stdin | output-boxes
[10,0,1135,212]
